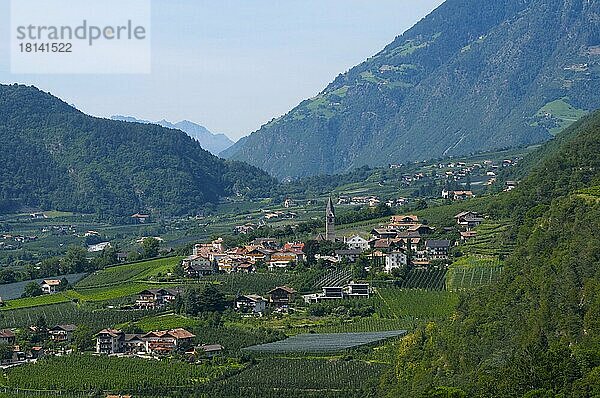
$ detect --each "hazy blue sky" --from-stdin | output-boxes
[0,0,444,140]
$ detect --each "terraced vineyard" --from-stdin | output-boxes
[313,267,353,288]
[460,221,515,257]
[446,256,504,291]
[373,268,448,291]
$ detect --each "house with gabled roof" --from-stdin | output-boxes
[268,286,296,307]
[40,279,61,294]
[0,329,15,345]
[96,329,125,354]
[425,240,452,260]
[135,288,180,310]
[389,215,419,228]
[345,235,370,252]
[48,324,77,342]
[455,211,484,229]
[235,294,267,314]
[144,328,196,354]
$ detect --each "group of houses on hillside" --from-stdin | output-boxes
[0,324,78,365]
[180,198,486,278]
[131,284,297,316]
[180,238,306,276]
[95,328,201,356]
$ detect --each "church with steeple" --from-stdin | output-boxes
[325,197,336,241]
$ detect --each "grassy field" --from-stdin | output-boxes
[76,257,182,288]
[535,98,587,135]
[1,281,178,311]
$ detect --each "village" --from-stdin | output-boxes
[0,192,488,368]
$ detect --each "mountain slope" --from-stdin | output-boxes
[385,111,600,397]
[224,0,600,179]
[111,116,234,155]
[0,84,275,216]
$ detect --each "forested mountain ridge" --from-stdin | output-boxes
[384,110,600,397]
[0,84,275,216]
[224,0,600,179]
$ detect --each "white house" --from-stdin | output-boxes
[345,235,370,252]
[40,279,61,294]
[385,251,408,273]
[235,295,267,314]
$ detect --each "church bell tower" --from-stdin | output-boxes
[325,197,336,241]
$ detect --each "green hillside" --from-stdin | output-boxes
[384,110,600,397]
[0,84,276,216]
[224,0,600,178]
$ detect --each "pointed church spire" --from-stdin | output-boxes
[326,197,336,241]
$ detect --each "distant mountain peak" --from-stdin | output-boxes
[110,116,234,156]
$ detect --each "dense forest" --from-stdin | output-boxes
[383,111,600,397]
[0,84,276,216]
[224,0,600,178]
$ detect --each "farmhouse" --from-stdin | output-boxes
[268,286,296,307]
[455,211,484,229]
[198,344,223,358]
[0,329,15,345]
[407,224,435,235]
[235,294,267,314]
[389,215,419,228]
[40,279,61,294]
[48,324,77,342]
[371,228,397,239]
[135,288,180,310]
[144,328,196,354]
